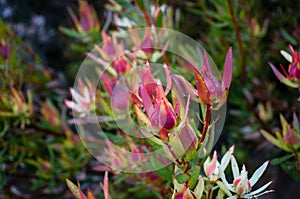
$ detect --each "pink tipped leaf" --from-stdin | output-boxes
[202,50,212,74]
[269,62,285,82]
[222,47,233,89]
[269,62,298,88]
[66,179,81,199]
[139,84,153,115]
[220,145,235,171]
[172,74,198,101]
[77,181,88,199]
[163,63,172,95]
[204,151,218,176]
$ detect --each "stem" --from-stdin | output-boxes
[227,0,246,80]
[206,182,214,199]
[199,105,211,144]
[207,188,212,199]
[292,147,300,175]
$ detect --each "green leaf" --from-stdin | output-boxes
[136,0,145,10]
[271,154,294,165]
[261,130,282,150]
[280,114,289,136]
[216,181,232,197]
[175,173,190,184]
[188,165,200,189]
[59,27,86,40]
[156,11,163,27]
[281,161,300,181]
[153,166,173,182]
[281,29,297,46]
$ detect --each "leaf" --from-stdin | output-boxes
[281,161,300,181]
[281,29,297,46]
[249,161,269,187]
[280,114,289,136]
[172,74,198,101]
[175,173,190,184]
[222,46,233,89]
[66,179,81,199]
[134,104,151,127]
[216,181,232,197]
[194,176,204,199]
[220,145,234,171]
[231,155,239,179]
[194,67,210,105]
[244,181,273,197]
[188,165,201,189]
[260,129,283,150]
[136,0,146,11]
[156,11,163,27]
[270,154,294,165]
[103,171,110,199]
[87,189,95,199]
[59,27,87,39]
[280,50,292,63]
[153,166,173,182]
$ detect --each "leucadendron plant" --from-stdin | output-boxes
[261,44,300,181]
[0,18,91,193]
[65,0,273,198]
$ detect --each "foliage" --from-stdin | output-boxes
[1,0,300,198]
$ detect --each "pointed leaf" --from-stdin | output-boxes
[261,130,282,149]
[268,62,285,82]
[164,63,172,95]
[268,62,298,88]
[219,169,234,192]
[188,165,201,189]
[139,84,153,114]
[66,179,81,199]
[231,156,239,179]
[249,161,269,186]
[202,50,212,74]
[271,154,294,165]
[220,145,234,171]
[134,104,151,127]
[194,176,204,199]
[280,114,289,136]
[222,47,233,89]
[87,189,95,199]
[280,50,292,63]
[194,67,210,105]
[216,181,232,197]
[244,181,273,197]
[172,74,198,101]
[175,173,190,184]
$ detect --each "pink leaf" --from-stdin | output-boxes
[222,47,233,89]
[268,62,285,82]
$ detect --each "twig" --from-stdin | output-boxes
[227,0,246,80]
